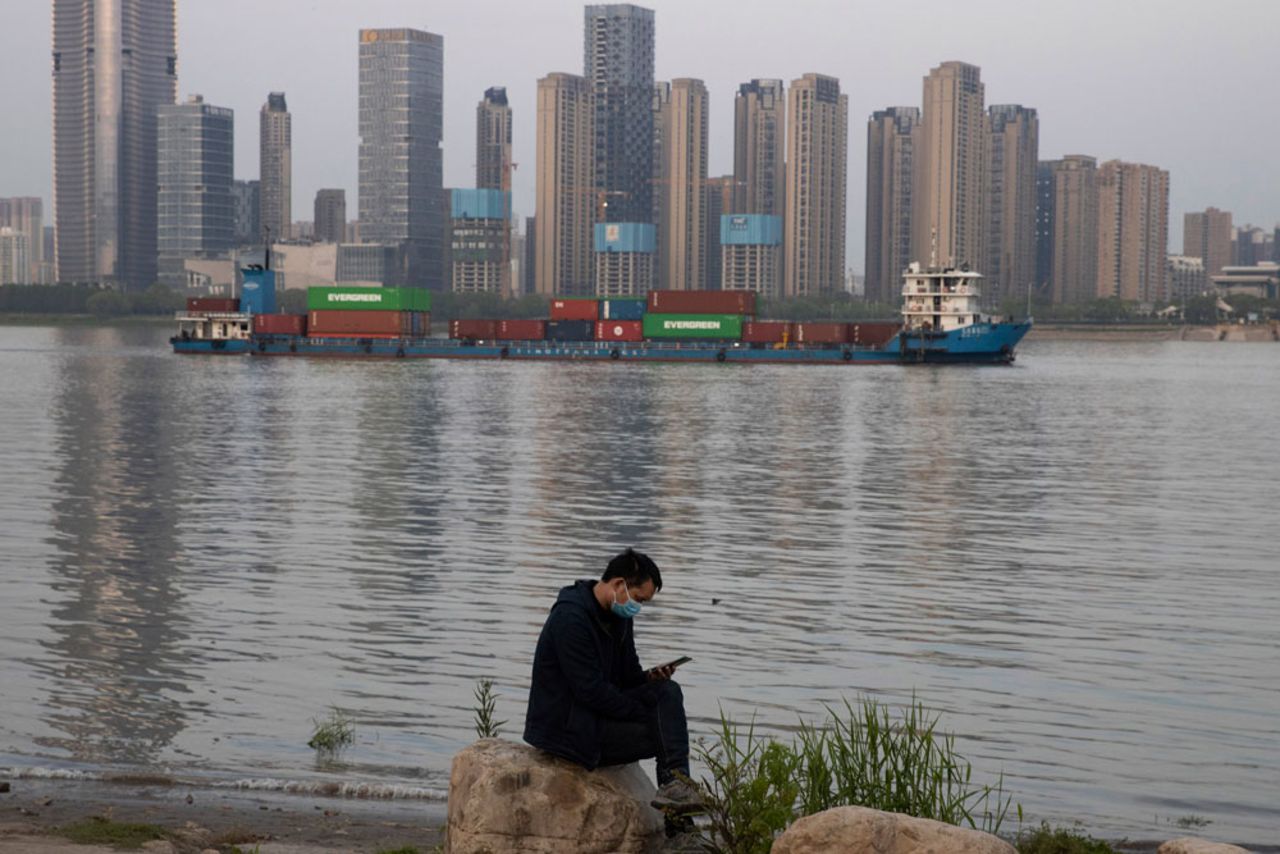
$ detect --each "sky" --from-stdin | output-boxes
[2,0,1277,274]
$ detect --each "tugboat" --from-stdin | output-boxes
[171,250,276,355]
[895,262,1031,363]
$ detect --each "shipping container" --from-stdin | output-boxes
[599,298,647,321]
[742,321,794,343]
[253,314,307,336]
[186,297,239,313]
[496,319,547,340]
[642,313,744,340]
[850,322,900,347]
[595,320,644,342]
[550,298,600,321]
[646,290,756,316]
[545,319,596,341]
[449,319,500,340]
[308,310,428,338]
[306,286,432,313]
[794,322,851,345]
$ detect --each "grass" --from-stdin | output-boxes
[1015,822,1118,854]
[473,679,507,739]
[1174,814,1212,829]
[307,706,356,755]
[57,816,170,849]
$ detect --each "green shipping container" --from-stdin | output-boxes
[306,287,432,312]
[642,313,743,340]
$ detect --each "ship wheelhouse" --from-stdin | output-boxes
[900,262,985,334]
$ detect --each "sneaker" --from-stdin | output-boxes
[651,778,704,814]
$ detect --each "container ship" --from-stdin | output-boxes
[174,263,1030,365]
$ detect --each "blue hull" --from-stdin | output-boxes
[249,321,1030,365]
[171,338,252,355]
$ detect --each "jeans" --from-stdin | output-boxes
[598,679,690,785]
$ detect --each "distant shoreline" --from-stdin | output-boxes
[0,313,172,327]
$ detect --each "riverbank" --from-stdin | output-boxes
[0,313,172,327]
[1027,323,1277,342]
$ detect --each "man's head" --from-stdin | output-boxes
[602,548,662,606]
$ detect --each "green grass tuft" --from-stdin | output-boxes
[308,706,356,754]
[1016,822,1117,854]
[58,817,169,849]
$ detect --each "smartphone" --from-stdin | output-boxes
[657,656,692,671]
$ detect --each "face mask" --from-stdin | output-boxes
[611,584,642,619]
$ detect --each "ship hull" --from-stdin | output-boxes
[171,337,252,355]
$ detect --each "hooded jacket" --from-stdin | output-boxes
[523,579,650,768]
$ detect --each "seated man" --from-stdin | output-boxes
[523,548,699,812]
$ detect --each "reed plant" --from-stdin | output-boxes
[307,707,355,755]
[473,679,507,739]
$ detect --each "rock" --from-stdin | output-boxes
[1158,839,1253,854]
[772,805,1016,854]
[446,738,664,854]
[0,782,9,793]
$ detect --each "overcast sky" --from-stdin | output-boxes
[2,0,1277,272]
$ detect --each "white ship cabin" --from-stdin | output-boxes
[174,312,252,343]
[900,262,985,333]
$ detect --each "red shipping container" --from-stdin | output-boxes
[187,297,240,312]
[794,322,852,345]
[550,299,600,321]
[253,314,307,336]
[449,319,499,340]
[646,290,756,316]
[850,322,901,347]
[595,320,644,342]
[308,310,427,338]
[742,321,794,343]
[496,319,547,340]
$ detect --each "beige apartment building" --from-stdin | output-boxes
[983,105,1039,310]
[784,73,848,296]
[864,107,919,304]
[657,78,708,292]
[913,61,985,270]
[1096,160,1170,303]
[1183,207,1232,277]
[534,73,594,297]
[1041,155,1099,304]
[476,87,512,191]
[733,79,785,218]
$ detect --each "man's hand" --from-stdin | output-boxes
[647,663,676,682]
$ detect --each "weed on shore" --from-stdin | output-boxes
[57,816,169,848]
[1016,822,1118,854]
[308,706,356,755]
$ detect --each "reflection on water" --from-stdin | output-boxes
[0,324,1278,845]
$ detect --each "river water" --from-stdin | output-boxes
[0,323,1276,845]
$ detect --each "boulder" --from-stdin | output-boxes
[446,738,664,854]
[1159,839,1252,854]
[772,805,1016,854]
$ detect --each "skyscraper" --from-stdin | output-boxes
[359,28,445,289]
[314,189,347,244]
[232,180,260,248]
[913,61,985,269]
[1039,155,1099,304]
[733,79,785,218]
[476,87,512,192]
[983,105,1039,309]
[1183,207,1232,277]
[721,214,783,296]
[1096,160,1170,303]
[584,4,655,224]
[0,229,30,285]
[0,198,44,284]
[52,0,177,288]
[535,72,594,296]
[657,78,708,292]
[784,74,848,296]
[865,107,920,304]
[259,93,291,241]
[157,95,234,287]
[703,176,735,292]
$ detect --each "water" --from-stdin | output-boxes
[1,323,1277,844]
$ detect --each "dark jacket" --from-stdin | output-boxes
[523,579,650,768]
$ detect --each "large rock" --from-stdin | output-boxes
[446,738,664,854]
[772,805,1015,854]
[1159,839,1252,854]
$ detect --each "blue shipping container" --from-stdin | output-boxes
[599,298,647,320]
[545,320,595,342]
[240,269,277,315]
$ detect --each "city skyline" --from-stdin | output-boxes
[2,0,1278,275]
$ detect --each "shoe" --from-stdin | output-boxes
[651,778,704,814]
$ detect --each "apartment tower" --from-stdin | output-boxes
[703,176,735,292]
[314,189,347,243]
[1096,160,1170,302]
[983,105,1039,309]
[913,61,985,270]
[259,93,291,241]
[52,0,177,288]
[358,28,445,288]
[157,95,234,287]
[535,73,594,296]
[784,74,848,296]
[476,87,512,191]
[0,198,45,283]
[450,189,508,294]
[1039,156,1099,304]
[584,4,655,224]
[1183,207,1232,277]
[864,107,920,304]
[657,78,709,292]
[733,79,785,218]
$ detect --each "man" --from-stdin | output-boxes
[523,548,700,812]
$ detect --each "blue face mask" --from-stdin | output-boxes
[611,584,642,619]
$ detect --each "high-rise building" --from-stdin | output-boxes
[784,73,848,296]
[1183,207,1232,277]
[232,180,261,247]
[864,107,920,304]
[1166,255,1207,302]
[476,87,512,192]
[983,105,1039,310]
[0,198,44,283]
[359,28,445,289]
[259,93,292,241]
[721,214,783,296]
[595,223,655,296]
[733,79,785,218]
[1096,160,1169,303]
[913,61,985,270]
[584,4,655,224]
[657,79,708,292]
[703,176,735,292]
[651,81,670,235]
[314,189,347,244]
[535,73,594,297]
[157,95,234,288]
[0,228,31,284]
[52,0,176,288]
[450,189,508,294]
[1039,155,1099,304]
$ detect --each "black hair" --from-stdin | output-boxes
[602,548,662,591]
